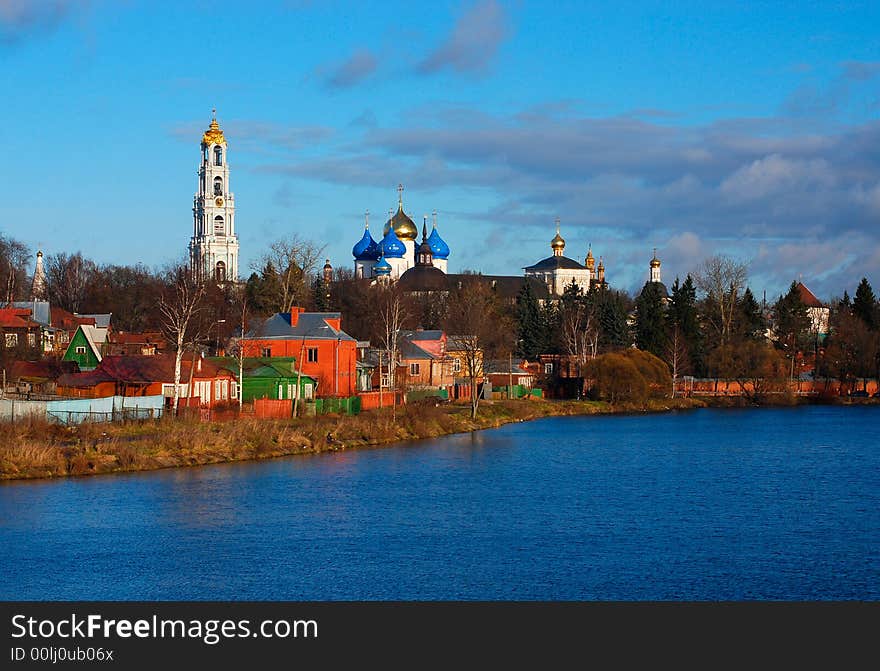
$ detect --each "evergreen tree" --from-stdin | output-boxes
[737,287,766,341]
[841,290,851,308]
[667,275,704,376]
[634,282,667,359]
[312,275,331,312]
[853,277,878,330]
[515,280,545,358]
[597,288,631,350]
[773,281,811,353]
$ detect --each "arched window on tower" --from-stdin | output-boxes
[213,177,223,196]
[214,145,223,166]
[215,261,226,282]
[214,215,225,236]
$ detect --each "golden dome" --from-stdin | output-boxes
[597,257,605,270]
[551,232,565,249]
[585,245,594,268]
[650,248,661,268]
[202,115,226,146]
[387,204,418,241]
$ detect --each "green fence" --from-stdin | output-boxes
[406,389,449,403]
[492,385,532,399]
[309,396,362,416]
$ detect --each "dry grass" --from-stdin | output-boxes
[0,396,712,481]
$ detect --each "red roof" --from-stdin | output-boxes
[796,282,824,308]
[50,306,95,331]
[57,354,233,388]
[0,308,39,329]
[109,331,164,345]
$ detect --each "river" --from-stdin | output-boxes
[1,405,877,600]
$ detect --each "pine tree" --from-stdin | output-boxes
[597,288,631,350]
[737,287,766,341]
[667,275,703,375]
[515,280,545,358]
[853,277,878,330]
[634,282,667,359]
[773,282,812,382]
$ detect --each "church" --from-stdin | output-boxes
[523,219,608,296]
[189,111,240,282]
[351,184,451,280]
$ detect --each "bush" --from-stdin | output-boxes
[621,349,672,396]
[586,353,648,403]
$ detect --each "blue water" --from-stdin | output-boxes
[1,406,877,600]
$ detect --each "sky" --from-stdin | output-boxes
[1,0,879,301]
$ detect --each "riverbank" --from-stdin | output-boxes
[1,397,709,481]
[1,395,876,482]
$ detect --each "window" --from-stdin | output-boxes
[75,345,86,355]
[307,347,318,363]
[27,333,36,347]
[214,145,223,166]
[214,215,225,236]
[380,374,389,388]
[544,363,553,374]
[452,358,461,373]
[231,382,238,399]
[410,363,420,375]
[215,260,226,282]
[213,177,223,196]
[5,333,17,347]
[261,347,271,358]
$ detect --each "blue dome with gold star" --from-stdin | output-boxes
[352,227,380,261]
[380,226,406,259]
[427,225,450,260]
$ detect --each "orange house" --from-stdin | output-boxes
[240,308,357,398]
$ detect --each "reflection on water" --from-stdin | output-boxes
[1,405,878,600]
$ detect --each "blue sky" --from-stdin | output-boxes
[2,0,879,300]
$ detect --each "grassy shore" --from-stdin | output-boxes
[0,397,710,481]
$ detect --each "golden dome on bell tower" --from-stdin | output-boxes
[202,109,226,146]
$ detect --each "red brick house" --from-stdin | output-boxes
[240,307,357,397]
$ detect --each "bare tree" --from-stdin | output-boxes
[666,324,690,398]
[445,278,513,419]
[44,252,97,313]
[253,235,326,314]
[159,267,207,415]
[0,234,30,304]
[694,254,749,346]
[375,284,408,415]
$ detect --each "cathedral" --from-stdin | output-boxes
[351,184,451,280]
[189,111,240,282]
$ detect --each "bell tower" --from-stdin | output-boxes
[189,109,239,282]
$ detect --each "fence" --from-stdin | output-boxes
[254,398,293,419]
[358,391,399,410]
[0,395,165,424]
[312,396,361,416]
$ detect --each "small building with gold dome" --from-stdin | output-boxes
[523,219,607,296]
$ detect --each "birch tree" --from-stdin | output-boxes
[694,254,748,347]
[159,267,207,415]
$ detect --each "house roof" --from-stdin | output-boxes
[484,359,532,375]
[10,359,75,382]
[796,282,824,308]
[0,308,39,329]
[9,301,50,326]
[247,312,356,341]
[76,313,112,329]
[208,356,314,381]
[445,274,551,301]
[523,255,586,272]
[57,354,232,388]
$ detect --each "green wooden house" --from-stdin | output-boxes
[210,357,317,401]
[62,325,109,371]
